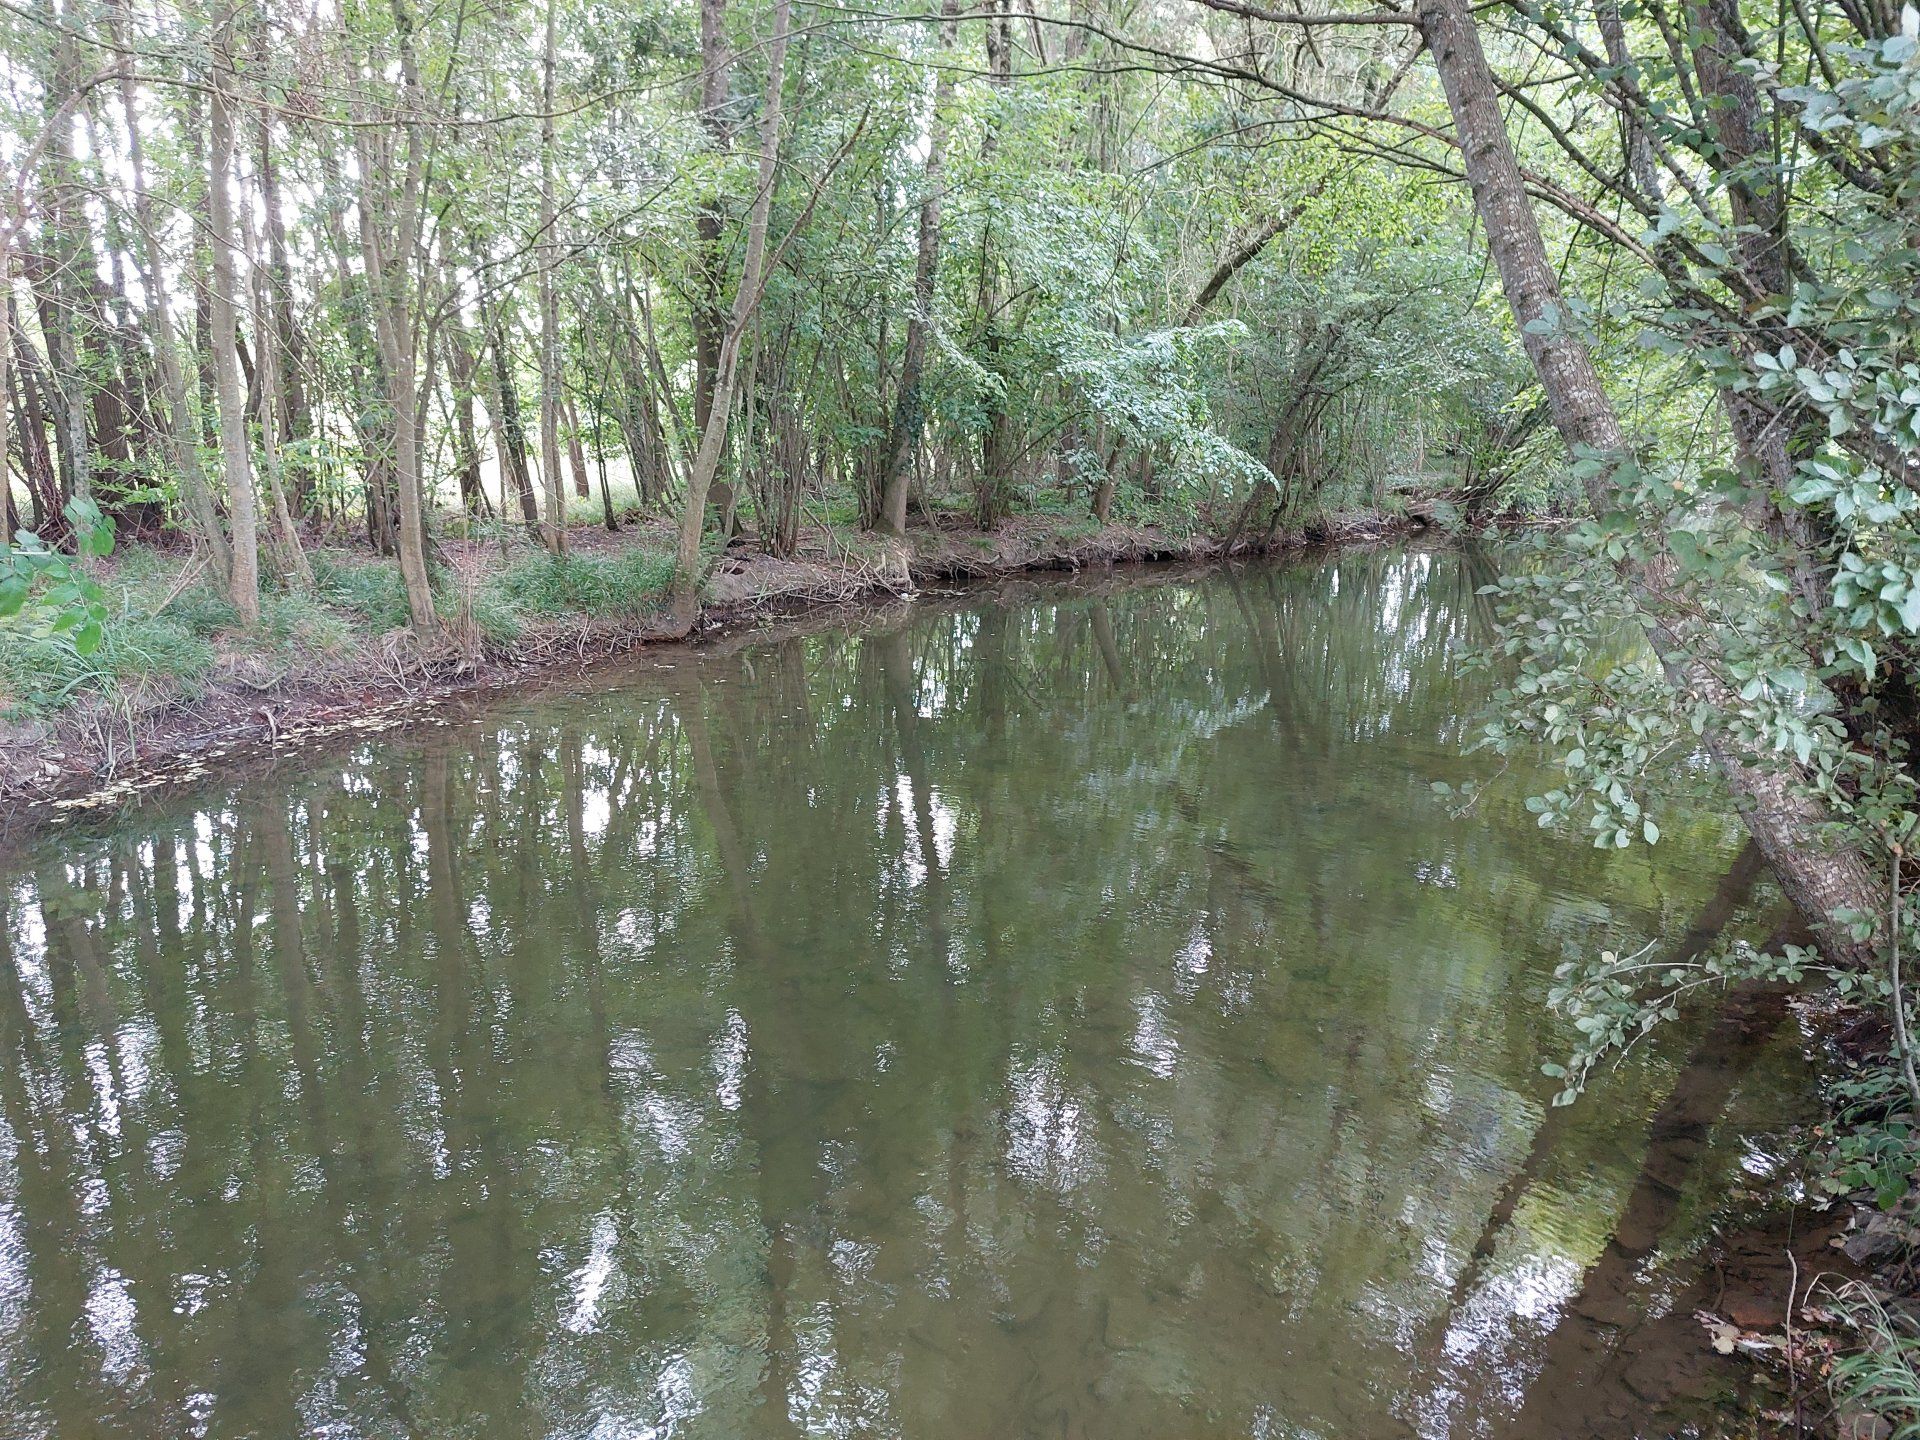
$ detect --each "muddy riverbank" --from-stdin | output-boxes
[0,509,1419,832]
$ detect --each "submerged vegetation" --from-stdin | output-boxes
[9,0,1920,1425]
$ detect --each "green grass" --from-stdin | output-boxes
[496,546,675,617]
[1,537,680,719]
[1829,1281,1920,1436]
[0,611,216,716]
[312,553,414,630]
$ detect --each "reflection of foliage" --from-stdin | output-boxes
[1461,37,1920,1144]
[0,555,1776,1436]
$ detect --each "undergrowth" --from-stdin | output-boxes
[0,539,677,720]
[496,546,674,615]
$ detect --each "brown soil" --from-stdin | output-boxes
[0,508,1418,840]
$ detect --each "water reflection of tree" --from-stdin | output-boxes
[0,552,1784,1438]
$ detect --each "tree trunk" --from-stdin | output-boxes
[1090,414,1119,522]
[7,301,61,528]
[669,0,793,625]
[446,319,489,515]
[240,121,313,591]
[352,0,438,637]
[484,301,539,526]
[874,0,958,539]
[537,0,567,555]
[0,254,11,549]
[975,0,1016,528]
[207,38,261,623]
[565,397,592,499]
[255,86,313,509]
[1417,0,1884,968]
[695,0,740,539]
[37,23,90,508]
[113,0,229,580]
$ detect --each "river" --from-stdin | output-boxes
[0,549,1813,1437]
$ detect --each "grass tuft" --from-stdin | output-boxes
[1829,1281,1920,1436]
[312,554,414,630]
[496,546,675,616]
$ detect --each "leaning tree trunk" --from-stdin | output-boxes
[1417,0,1884,968]
[669,0,794,626]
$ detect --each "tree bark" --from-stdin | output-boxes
[0,257,11,549]
[240,121,312,591]
[255,85,312,507]
[36,19,89,508]
[113,0,229,580]
[874,0,958,539]
[483,298,539,527]
[352,0,439,637]
[975,0,1016,528]
[564,397,592,500]
[695,0,741,538]
[445,317,489,516]
[669,0,793,625]
[207,33,261,623]
[537,0,567,555]
[7,299,60,527]
[1417,0,1883,968]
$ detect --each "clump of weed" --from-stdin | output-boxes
[495,546,674,616]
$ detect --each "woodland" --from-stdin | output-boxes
[9,0,1920,1424]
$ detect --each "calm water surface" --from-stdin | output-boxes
[0,551,1810,1438]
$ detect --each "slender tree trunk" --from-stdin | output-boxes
[37,22,89,508]
[1090,416,1119,522]
[1682,0,1840,623]
[352,0,438,637]
[483,299,539,526]
[185,87,217,451]
[564,397,592,499]
[694,0,741,537]
[0,254,11,549]
[255,87,312,508]
[8,300,60,526]
[207,37,260,623]
[1596,1,1666,204]
[586,375,617,530]
[1417,0,1882,968]
[241,132,312,591]
[874,0,958,539]
[446,319,489,515]
[537,0,567,555]
[975,0,1016,527]
[670,0,793,625]
[316,144,397,553]
[113,0,228,578]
